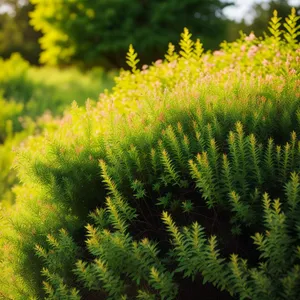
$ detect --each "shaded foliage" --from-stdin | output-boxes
[29,0,233,68]
[0,0,41,64]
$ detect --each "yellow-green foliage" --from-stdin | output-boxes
[0,55,114,206]
[0,53,115,115]
[0,53,30,84]
[0,112,61,207]
[29,0,231,67]
[0,95,23,142]
[0,53,32,102]
[0,9,299,300]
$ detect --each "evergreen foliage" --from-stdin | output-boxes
[0,9,299,300]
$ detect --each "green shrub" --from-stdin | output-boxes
[25,66,115,115]
[0,53,115,118]
[0,94,23,143]
[0,55,114,206]
[0,53,33,102]
[0,9,299,300]
[0,112,61,207]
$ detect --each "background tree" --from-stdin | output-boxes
[0,0,41,64]
[226,0,300,41]
[29,0,233,68]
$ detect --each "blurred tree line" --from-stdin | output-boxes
[0,0,41,64]
[0,0,298,69]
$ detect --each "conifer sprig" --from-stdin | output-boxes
[269,10,282,43]
[179,28,194,59]
[126,44,140,73]
[283,8,300,48]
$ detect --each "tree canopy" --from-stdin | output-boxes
[29,0,233,68]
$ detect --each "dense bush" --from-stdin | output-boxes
[0,9,299,299]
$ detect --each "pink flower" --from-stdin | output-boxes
[247,45,258,58]
[213,50,224,56]
[240,45,246,52]
[262,59,269,66]
[245,32,256,42]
